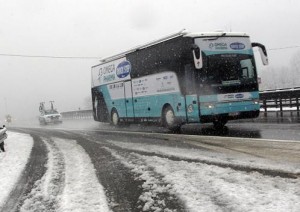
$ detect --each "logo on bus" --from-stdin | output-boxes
[209,43,228,50]
[116,60,131,78]
[230,42,245,50]
[235,93,244,99]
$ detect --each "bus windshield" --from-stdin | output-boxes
[195,53,258,95]
[201,54,257,86]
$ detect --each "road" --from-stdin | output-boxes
[2,120,300,211]
[18,119,300,141]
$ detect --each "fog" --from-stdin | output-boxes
[1,0,300,122]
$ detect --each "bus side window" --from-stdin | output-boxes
[184,64,196,95]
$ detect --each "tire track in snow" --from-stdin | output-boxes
[53,138,110,212]
[17,136,111,212]
[106,140,300,179]
[0,134,47,212]
[19,138,65,212]
[104,147,185,212]
[137,155,300,212]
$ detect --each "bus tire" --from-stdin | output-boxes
[162,106,181,132]
[111,109,120,126]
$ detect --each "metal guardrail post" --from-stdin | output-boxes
[297,97,300,117]
[263,99,267,117]
[279,99,283,117]
[290,98,293,117]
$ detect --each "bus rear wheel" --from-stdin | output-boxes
[111,109,120,126]
[162,106,181,132]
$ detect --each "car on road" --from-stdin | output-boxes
[39,109,63,125]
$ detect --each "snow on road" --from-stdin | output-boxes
[0,132,33,209]
[108,140,300,174]
[140,155,300,212]
[106,141,300,212]
[2,132,300,211]
[54,138,110,212]
[20,137,111,212]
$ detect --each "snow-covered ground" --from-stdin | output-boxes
[106,140,300,212]
[1,132,300,211]
[0,132,111,212]
[19,137,111,212]
[0,132,33,208]
[260,106,299,112]
[107,140,300,174]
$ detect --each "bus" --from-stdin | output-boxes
[91,30,268,130]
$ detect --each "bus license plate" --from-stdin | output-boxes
[229,112,240,116]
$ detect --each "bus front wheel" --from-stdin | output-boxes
[162,106,181,131]
[111,109,120,126]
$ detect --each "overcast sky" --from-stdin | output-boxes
[1,0,300,121]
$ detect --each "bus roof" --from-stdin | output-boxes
[184,32,249,38]
[94,30,249,66]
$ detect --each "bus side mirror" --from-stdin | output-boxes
[192,44,203,69]
[252,42,269,65]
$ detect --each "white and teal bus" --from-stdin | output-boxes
[91,30,268,130]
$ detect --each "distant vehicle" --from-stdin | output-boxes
[91,30,268,131]
[39,102,62,125]
[39,110,63,125]
[5,115,12,124]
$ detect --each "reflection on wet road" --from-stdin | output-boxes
[11,119,300,142]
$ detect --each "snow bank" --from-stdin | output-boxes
[0,132,33,208]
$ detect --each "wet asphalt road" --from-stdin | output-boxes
[18,119,300,142]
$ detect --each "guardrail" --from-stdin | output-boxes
[61,109,93,120]
[61,88,300,120]
[260,87,300,118]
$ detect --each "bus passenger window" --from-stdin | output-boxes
[184,64,196,95]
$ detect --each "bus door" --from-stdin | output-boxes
[124,81,134,118]
[184,64,200,123]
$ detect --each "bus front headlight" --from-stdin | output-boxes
[253,99,260,105]
[201,103,215,109]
